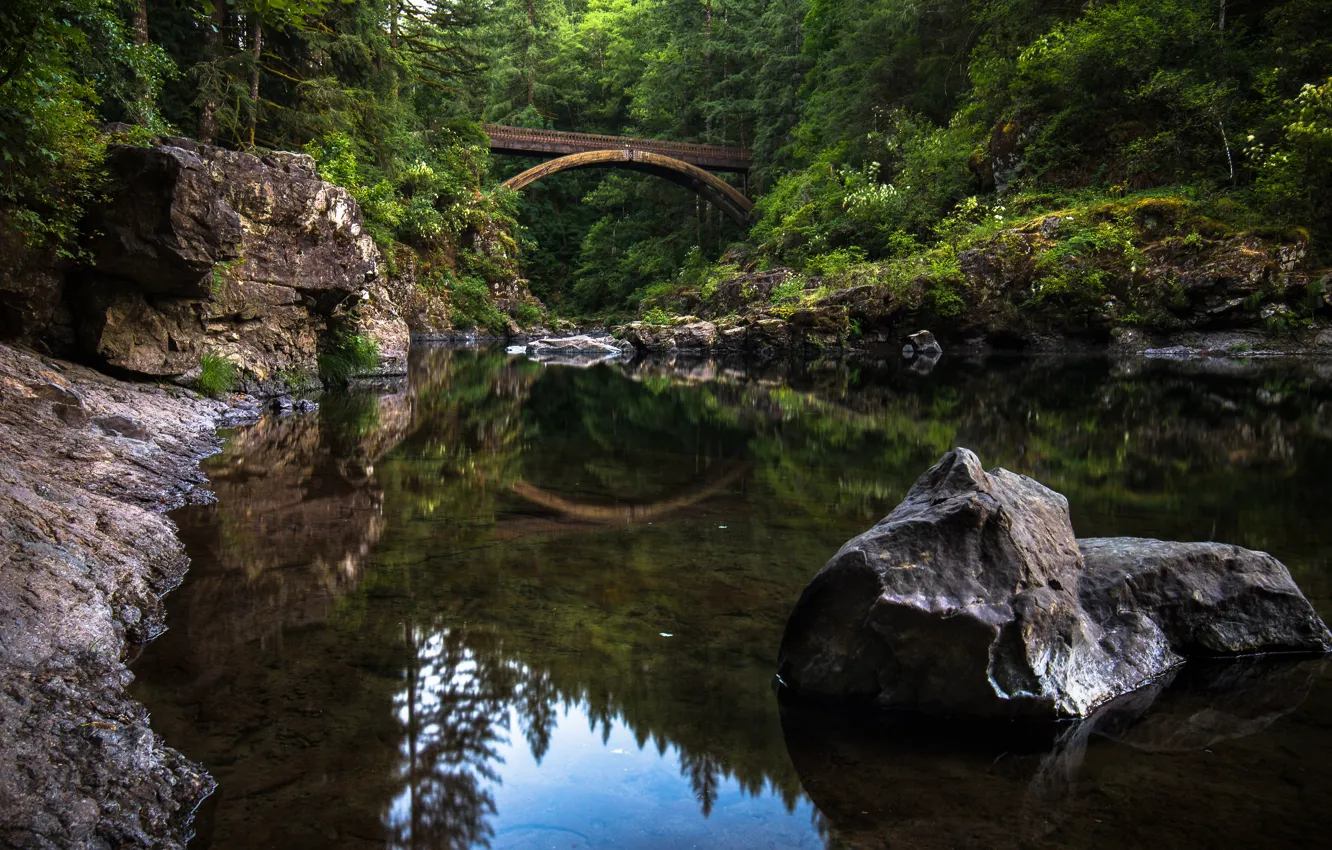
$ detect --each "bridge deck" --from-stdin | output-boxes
[484,125,751,172]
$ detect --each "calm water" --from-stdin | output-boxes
[131,347,1332,849]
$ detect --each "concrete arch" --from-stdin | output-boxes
[501,149,755,225]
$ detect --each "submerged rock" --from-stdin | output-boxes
[908,329,943,356]
[777,448,1330,718]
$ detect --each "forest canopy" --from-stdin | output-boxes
[2,0,1329,316]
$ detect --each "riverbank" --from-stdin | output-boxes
[0,342,264,848]
[615,194,1332,360]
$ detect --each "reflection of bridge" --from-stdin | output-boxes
[485,124,755,224]
[509,461,748,525]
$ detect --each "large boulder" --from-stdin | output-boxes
[76,141,384,385]
[777,448,1330,718]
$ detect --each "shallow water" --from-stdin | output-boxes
[131,348,1332,849]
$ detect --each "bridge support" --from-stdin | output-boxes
[500,149,755,225]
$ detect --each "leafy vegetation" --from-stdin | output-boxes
[3,1,1330,322]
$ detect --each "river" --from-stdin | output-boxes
[130,346,1332,849]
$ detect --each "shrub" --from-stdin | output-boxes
[769,275,808,304]
[443,273,509,334]
[513,302,544,327]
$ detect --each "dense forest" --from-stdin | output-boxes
[2,0,1330,324]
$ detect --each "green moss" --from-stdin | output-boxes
[195,353,237,397]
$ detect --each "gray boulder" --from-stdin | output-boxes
[1078,537,1332,656]
[75,141,395,386]
[777,448,1330,719]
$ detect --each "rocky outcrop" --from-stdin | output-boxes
[777,448,1330,719]
[0,219,71,349]
[0,343,252,848]
[71,140,403,389]
[618,319,718,354]
[636,198,1330,358]
[906,329,942,356]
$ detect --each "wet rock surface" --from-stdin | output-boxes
[778,448,1330,718]
[524,334,633,366]
[0,343,260,848]
[1078,538,1332,656]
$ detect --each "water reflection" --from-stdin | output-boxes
[130,347,1332,848]
[781,658,1328,849]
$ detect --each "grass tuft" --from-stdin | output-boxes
[319,332,380,384]
[195,353,237,397]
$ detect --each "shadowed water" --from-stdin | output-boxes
[130,348,1332,849]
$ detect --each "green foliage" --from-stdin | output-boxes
[513,301,544,328]
[319,331,380,384]
[0,0,172,254]
[304,128,510,254]
[1250,77,1332,238]
[211,255,245,294]
[751,113,976,267]
[439,271,508,334]
[1030,212,1144,305]
[195,353,237,397]
[641,307,672,325]
[275,367,319,394]
[804,247,867,277]
[7,0,1331,321]
[769,276,807,305]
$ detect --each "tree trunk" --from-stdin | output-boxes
[133,0,149,43]
[526,0,536,107]
[704,0,713,73]
[389,0,401,99]
[198,2,226,144]
[132,0,151,125]
[247,16,262,148]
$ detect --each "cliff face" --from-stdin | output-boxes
[79,141,406,390]
[2,139,417,392]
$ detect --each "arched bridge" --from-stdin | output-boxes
[485,125,755,224]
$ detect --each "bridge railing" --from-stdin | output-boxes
[482,124,751,162]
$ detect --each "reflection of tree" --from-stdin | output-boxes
[388,624,558,850]
[680,751,723,817]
